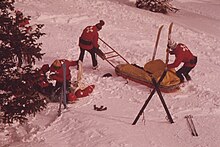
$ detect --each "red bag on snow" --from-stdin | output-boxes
[75,85,95,98]
[67,92,77,103]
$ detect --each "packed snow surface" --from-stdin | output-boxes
[1,0,220,147]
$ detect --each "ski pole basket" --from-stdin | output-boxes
[98,37,130,68]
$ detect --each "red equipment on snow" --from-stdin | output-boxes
[75,85,95,98]
[67,92,77,103]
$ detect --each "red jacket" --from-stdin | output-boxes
[168,43,196,69]
[79,26,99,50]
[50,60,77,83]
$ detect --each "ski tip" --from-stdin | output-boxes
[188,115,193,118]
[184,115,189,118]
[169,22,174,29]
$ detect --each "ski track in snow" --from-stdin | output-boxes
[1,0,220,147]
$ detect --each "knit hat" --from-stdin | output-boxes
[52,60,61,68]
[168,39,177,49]
[95,20,105,30]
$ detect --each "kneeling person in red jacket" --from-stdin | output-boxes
[167,40,197,83]
[49,59,77,102]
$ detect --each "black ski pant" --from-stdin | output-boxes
[78,48,97,67]
[176,66,195,83]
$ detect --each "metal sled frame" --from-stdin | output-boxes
[98,37,130,68]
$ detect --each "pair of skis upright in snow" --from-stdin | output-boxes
[152,22,173,64]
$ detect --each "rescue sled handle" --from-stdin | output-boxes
[98,37,130,64]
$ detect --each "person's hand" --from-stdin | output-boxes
[164,66,168,71]
[73,81,79,86]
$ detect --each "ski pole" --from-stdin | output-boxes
[63,62,67,109]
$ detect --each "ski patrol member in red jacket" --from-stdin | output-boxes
[78,20,105,70]
[49,59,78,98]
[167,40,197,83]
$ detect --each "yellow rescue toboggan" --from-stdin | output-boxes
[97,24,181,93]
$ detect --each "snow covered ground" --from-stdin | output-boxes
[1,0,220,146]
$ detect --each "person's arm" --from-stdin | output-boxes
[50,74,63,81]
[49,66,63,81]
[49,65,58,80]
[167,55,182,69]
[93,31,99,49]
